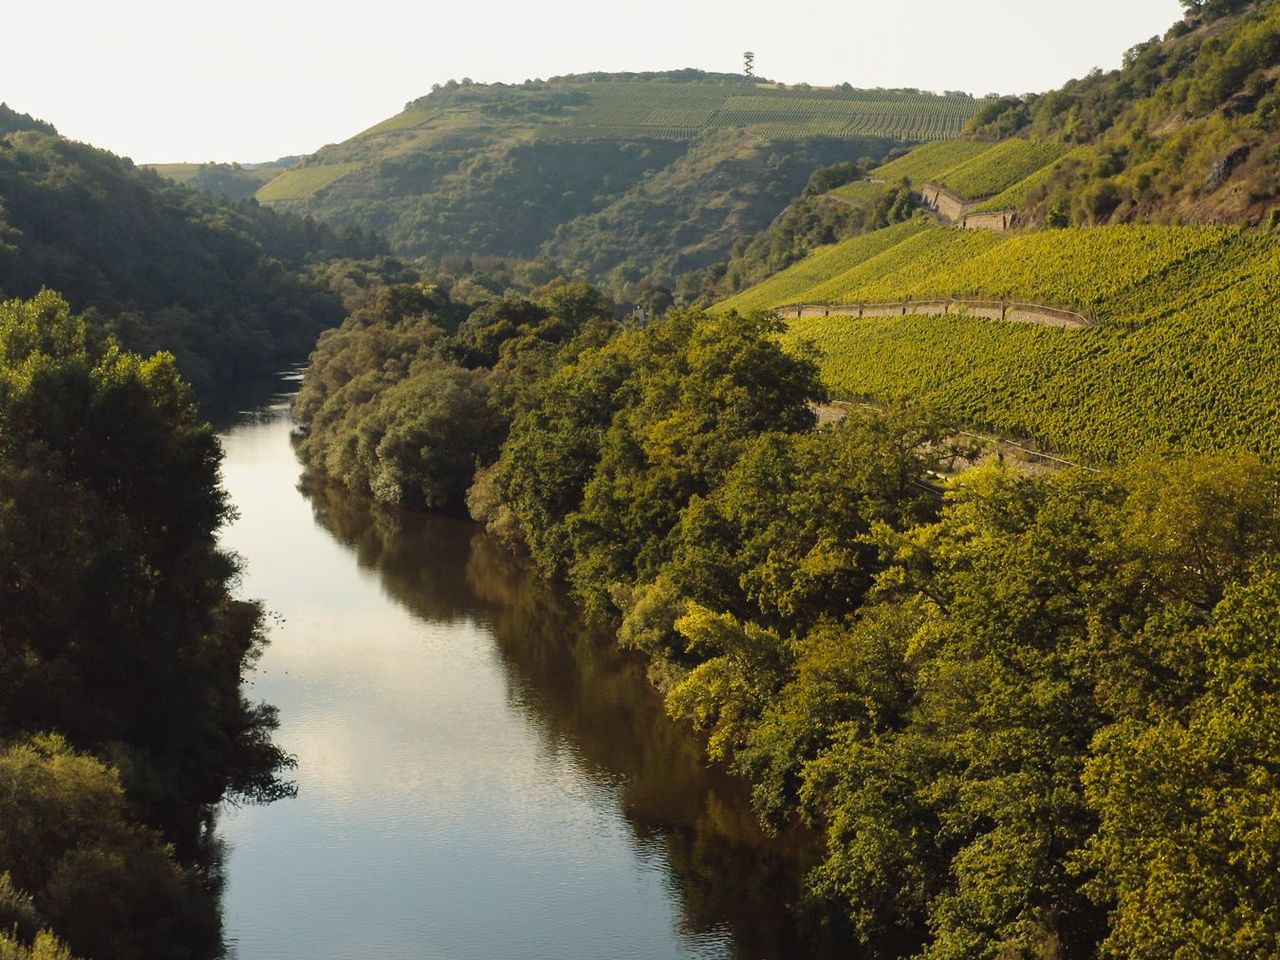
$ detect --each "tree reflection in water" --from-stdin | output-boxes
[301,476,852,959]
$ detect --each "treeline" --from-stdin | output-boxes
[0,293,293,960]
[0,110,381,401]
[295,281,1280,956]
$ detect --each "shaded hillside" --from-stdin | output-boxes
[0,117,381,398]
[249,73,991,288]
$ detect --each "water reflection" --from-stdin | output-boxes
[216,395,840,960]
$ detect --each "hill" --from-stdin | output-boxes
[145,160,293,202]
[958,0,1280,226]
[0,115,381,399]
[712,0,1280,465]
[236,73,992,292]
[689,0,1280,304]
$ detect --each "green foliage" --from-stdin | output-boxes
[542,131,888,294]
[1081,558,1280,958]
[0,121,378,400]
[146,161,282,202]
[0,736,218,960]
[665,456,1280,957]
[0,292,292,959]
[295,281,610,514]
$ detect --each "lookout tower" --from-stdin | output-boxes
[744,51,755,78]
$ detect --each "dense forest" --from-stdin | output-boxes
[0,107,380,400]
[0,293,293,960]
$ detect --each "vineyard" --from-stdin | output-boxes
[717,221,1243,320]
[751,223,1280,464]
[870,139,995,184]
[256,162,362,201]
[716,220,931,313]
[532,82,995,141]
[930,139,1074,200]
[827,179,892,205]
[973,146,1090,212]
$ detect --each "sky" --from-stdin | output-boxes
[3,0,1186,164]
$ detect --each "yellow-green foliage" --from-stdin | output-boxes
[933,139,1074,199]
[826,179,889,204]
[974,146,1091,212]
[855,224,1232,313]
[780,231,1280,464]
[872,140,994,184]
[255,162,362,201]
[725,221,1237,317]
[716,220,930,313]
[803,227,1006,304]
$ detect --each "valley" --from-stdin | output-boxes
[2,1,1280,958]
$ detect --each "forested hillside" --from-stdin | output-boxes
[0,109,380,399]
[970,0,1280,226]
[215,74,991,294]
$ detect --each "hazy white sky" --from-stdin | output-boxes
[3,0,1185,163]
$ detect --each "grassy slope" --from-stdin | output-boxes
[255,162,362,201]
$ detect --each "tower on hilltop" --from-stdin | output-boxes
[744,51,755,78]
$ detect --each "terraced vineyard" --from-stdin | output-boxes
[827,179,892,205]
[534,82,995,141]
[871,139,995,184]
[728,219,1280,464]
[717,220,932,312]
[931,139,1074,200]
[719,220,1239,320]
[973,146,1090,212]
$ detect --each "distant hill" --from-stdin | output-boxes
[0,115,381,399]
[145,160,294,202]
[232,73,992,291]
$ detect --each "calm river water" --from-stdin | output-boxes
[213,385,829,960]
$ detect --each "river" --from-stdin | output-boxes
[212,383,830,959]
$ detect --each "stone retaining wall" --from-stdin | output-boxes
[784,298,1094,329]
